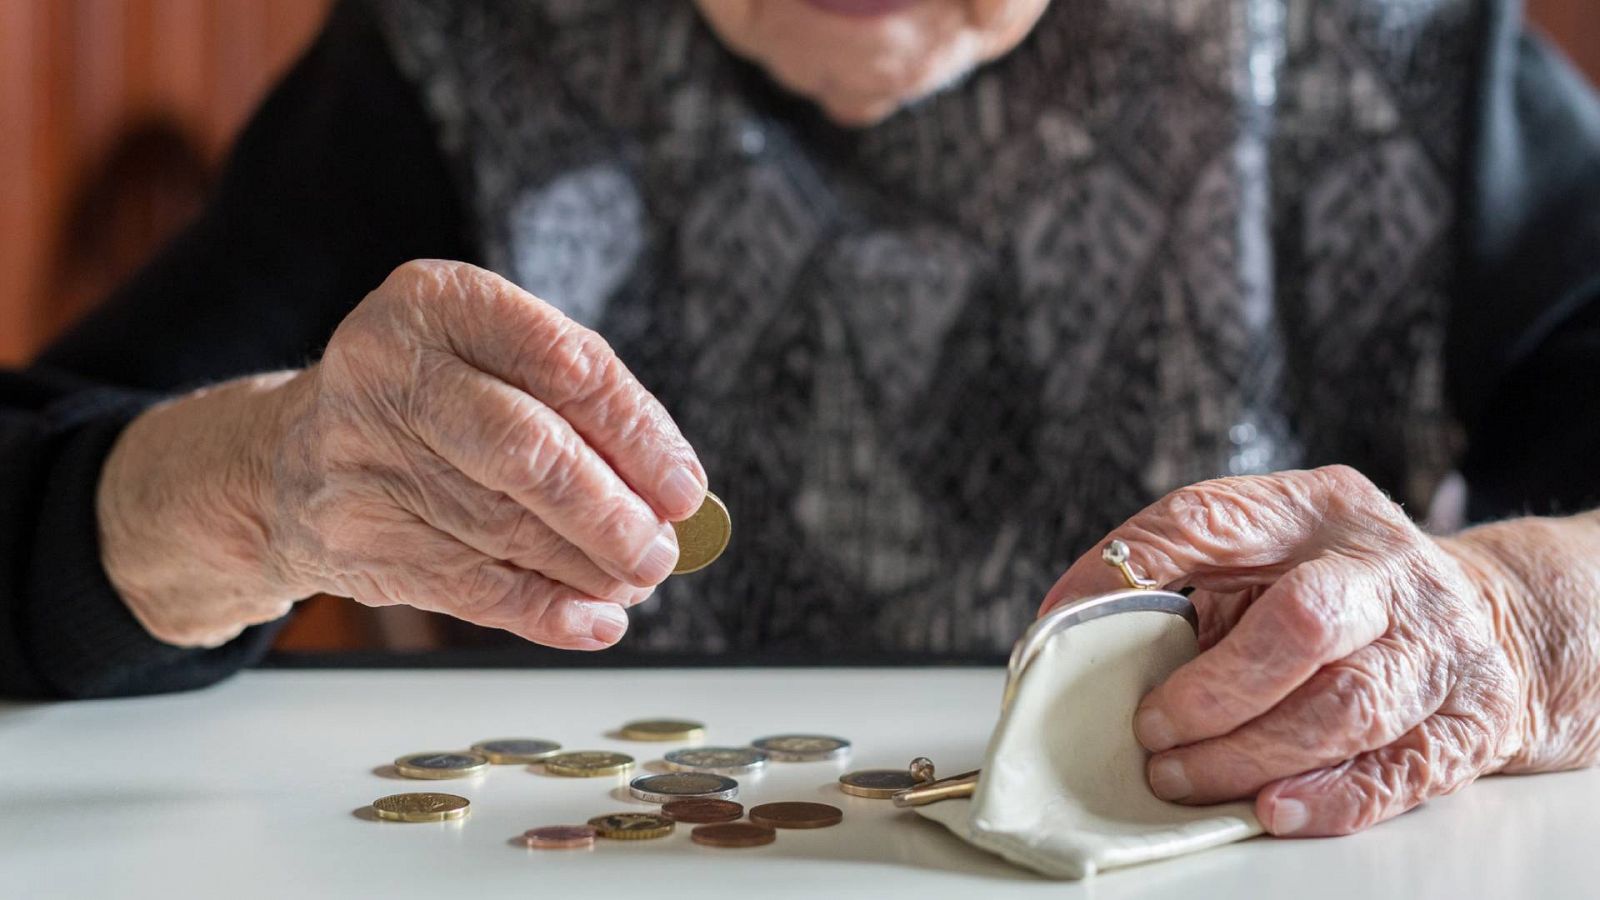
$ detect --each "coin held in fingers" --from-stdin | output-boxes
[671,491,731,574]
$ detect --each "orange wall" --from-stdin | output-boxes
[0,0,330,365]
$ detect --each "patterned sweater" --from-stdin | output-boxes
[4,0,1598,694]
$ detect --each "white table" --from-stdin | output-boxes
[1,668,1594,899]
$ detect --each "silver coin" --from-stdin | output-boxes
[470,738,562,764]
[750,735,852,762]
[627,772,740,804]
[662,746,770,775]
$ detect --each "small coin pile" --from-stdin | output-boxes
[366,723,933,855]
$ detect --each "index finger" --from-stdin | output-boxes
[403,261,708,521]
[1135,557,1389,751]
[1037,466,1367,616]
[1034,467,1401,749]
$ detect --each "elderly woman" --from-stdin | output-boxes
[3,0,1598,839]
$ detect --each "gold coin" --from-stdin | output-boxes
[542,751,635,777]
[393,751,490,780]
[371,792,470,822]
[838,769,921,799]
[671,491,730,574]
[619,719,705,742]
[587,812,675,840]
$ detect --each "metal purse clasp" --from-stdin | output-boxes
[893,541,1195,808]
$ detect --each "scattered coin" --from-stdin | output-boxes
[691,823,777,848]
[523,825,597,849]
[747,802,843,830]
[619,719,706,742]
[587,813,676,840]
[750,735,851,762]
[663,746,769,775]
[371,792,470,822]
[542,751,635,777]
[471,738,562,765]
[393,751,490,780]
[671,491,731,574]
[628,772,739,804]
[660,799,745,824]
[839,769,922,799]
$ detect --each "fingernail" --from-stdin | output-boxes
[1149,758,1191,801]
[635,531,679,584]
[658,467,703,516]
[1135,708,1178,751]
[1270,798,1308,835]
[590,605,628,645]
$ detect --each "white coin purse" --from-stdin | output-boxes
[912,587,1263,879]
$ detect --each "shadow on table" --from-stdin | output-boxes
[736,807,1045,882]
[0,701,52,739]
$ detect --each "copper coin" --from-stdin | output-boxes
[660,799,745,824]
[523,825,596,849]
[691,823,777,848]
[747,802,843,829]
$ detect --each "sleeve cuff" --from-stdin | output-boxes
[23,390,283,698]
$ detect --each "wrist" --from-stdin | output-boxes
[98,370,309,647]
[1440,514,1600,773]
[1436,527,1537,772]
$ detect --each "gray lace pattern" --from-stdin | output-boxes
[369,0,1474,656]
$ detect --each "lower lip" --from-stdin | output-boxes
[799,0,923,17]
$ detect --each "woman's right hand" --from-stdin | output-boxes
[99,260,706,650]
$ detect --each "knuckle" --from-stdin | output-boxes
[1311,464,1366,494]
[592,502,648,565]
[480,496,539,560]
[1311,664,1389,747]
[1163,482,1252,544]
[456,563,552,631]
[1315,464,1402,522]
[1168,670,1247,724]
[456,560,521,621]
[530,595,591,641]
[496,414,581,500]
[389,258,444,285]
[530,321,621,409]
[381,259,461,313]
[1337,778,1390,834]
[1268,585,1340,658]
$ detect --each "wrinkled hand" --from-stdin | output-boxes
[1039,466,1530,836]
[260,260,705,648]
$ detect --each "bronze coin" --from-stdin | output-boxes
[523,825,596,849]
[691,823,777,848]
[747,802,843,829]
[660,799,745,823]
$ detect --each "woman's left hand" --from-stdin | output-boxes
[1038,465,1531,837]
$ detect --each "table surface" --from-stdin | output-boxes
[2,668,1595,899]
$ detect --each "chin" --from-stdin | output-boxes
[812,66,969,126]
[696,0,1006,128]
[776,36,984,127]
